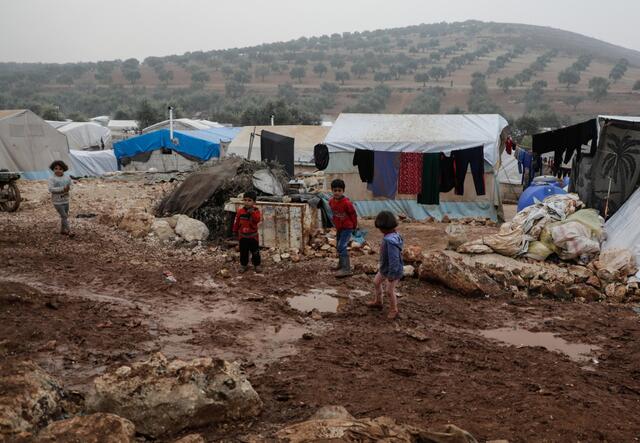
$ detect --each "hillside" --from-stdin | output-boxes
[1,20,639,128]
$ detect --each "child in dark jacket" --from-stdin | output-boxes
[328,179,358,278]
[233,190,262,273]
[368,211,404,319]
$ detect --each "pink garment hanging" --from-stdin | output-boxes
[397,152,423,194]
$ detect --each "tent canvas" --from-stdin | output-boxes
[0,109,70,179]
[48,121,112,150]
[227,125,330,166]
[69,149,118,177]
[142,118,226,133]
[323,113,508,221]
[603,185,640,266]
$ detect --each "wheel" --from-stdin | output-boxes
[0,182,20,212]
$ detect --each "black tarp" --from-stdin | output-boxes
[261,130,294,177]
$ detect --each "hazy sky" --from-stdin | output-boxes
[1,0,639,63]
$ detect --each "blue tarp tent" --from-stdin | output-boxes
[114,128,240,161]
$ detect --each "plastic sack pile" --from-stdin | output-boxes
[458,194,605,264]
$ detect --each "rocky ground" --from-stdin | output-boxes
[1,177,640,442]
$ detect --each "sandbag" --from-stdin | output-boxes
[526,240,554,261]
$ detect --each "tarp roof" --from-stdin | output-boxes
[0,110,24,120]
[108,120,138,130]
[324,113,508,166]
[113,128,239,161]
[142,118,226,133]
[228,125,331,164]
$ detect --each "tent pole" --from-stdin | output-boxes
[604,176,613,219]
[168,106,174,142]
[248,126,256,161]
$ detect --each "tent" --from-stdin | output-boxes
[47,121,112,150]
[227,125,330,169]
[496,149,522,201]
[603,185,640,265]
[0,109,70,179]
[323,113,509,221]
[69,149,118,177]
[142,118,225,133]
[114,127,240,172]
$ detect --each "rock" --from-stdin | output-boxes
[597,268,619,283]
[273,254,282,264]
[173,434,206,443]
[328,238,337,247]
[402,245,423,263]
[596,248,637,276]
[280,253,291,260]
[274,406,477,443]
[166,215,180,229]
[586,275,601,288]
[360,263,378,275]
[569,265,593,282]
[403,265,415,278]
[310,309,322,321]
[612,285,628,302]
[542,282,570,299]
[529,279,544,291]
[441,215,451,223]
[151,219,176,242]
[174,215,209,242]
[36,413,135,443]
[568,284,602,302]
[505,274,527,288]
[85,353,262,437]
[0,361,63,435]
[118,208,154,238]
[302,332,314,340]
[418,251,503,298]
[219,269,230,278]
[605,283,616,298]
[320,244,332,251]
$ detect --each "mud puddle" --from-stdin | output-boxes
[288,288,344,313]
[480,327,599,362]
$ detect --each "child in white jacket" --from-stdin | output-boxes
[48,161,72,235]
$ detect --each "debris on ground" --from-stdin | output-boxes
[85,353,262,438]
[267,405,478,443]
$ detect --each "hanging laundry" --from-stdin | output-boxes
[417,153,440,205]
[505,136,515,155]
[368,151,401,198]
[532,119,598,161]
[313,144,329,170]
[397,152,423,194]
[453,146,485,196]
[439,153,456,193]
[352,149,374,183]
[261,130,295,177]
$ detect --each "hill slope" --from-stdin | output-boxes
[1,20,639,127]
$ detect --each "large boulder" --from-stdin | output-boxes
[36,413,136,443]
[272,406,477,443]
[118,208,154,238]
[151,219,176,242]
[85,353,262,438]
[418,251,503,298]
[402,245,423,263]
[174,215,210,242]
[0,361,63,436]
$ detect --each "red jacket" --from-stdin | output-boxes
[329,196,357,231]
[233,206,261,240]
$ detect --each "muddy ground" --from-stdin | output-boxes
[1,178,640,442]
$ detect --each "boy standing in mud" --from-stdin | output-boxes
[233,190,262,273]
[328,179,357,278]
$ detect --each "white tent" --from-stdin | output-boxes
[142,118,224,133]
[69,149,118,177]
[0,109,70,179]
[603,186,640,266]
[227,125,330,166]
[47,121,112,150]
[323,113,509,221]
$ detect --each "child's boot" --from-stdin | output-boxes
[239,265,248,273]
[336,256,353,278]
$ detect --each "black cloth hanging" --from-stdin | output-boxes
[439,153,456,193]
[453,146,485,196]
[352,149,374,183]
[532,119,598,165]
[417,153,440,205]
[313,144,329,170]
[261,130,295,177]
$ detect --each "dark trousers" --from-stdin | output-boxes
[453,147,485,196]
[239,237,261,266]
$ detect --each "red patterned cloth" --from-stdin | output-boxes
[397,152,423,194]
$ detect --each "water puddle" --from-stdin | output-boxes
[162,301,244,330]
[480,327,599,362]
[288,288,342,313]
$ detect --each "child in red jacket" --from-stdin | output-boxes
[233,190,262,273]
[329,179,357,278]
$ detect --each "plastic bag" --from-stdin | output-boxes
[526,241,554,261]
[446,224,468,250]
[457,239,492,255]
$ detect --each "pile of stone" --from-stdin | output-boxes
[1,354,262,441]
[99,207,210,245]
[308,229,375,258]
[398,244,640,303]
